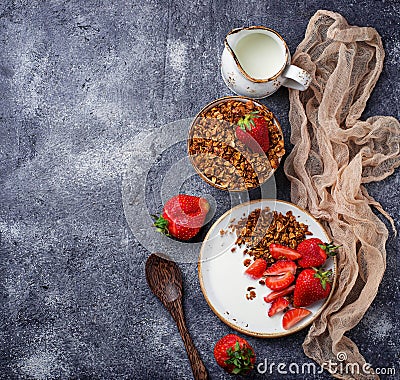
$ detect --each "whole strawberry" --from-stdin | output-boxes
[235,111,270,153]
[297,238,339,268]
[293,268,332,307]
[153,194,210,241]
[214,334,255,375]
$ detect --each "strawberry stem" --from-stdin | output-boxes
[152,215,170,237]
[237,111,259,131]
[318,242,341,256]
[225,340,255,375]
[312,267,333,290]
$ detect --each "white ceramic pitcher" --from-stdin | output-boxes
[221,26,311,99]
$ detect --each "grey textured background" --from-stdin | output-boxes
[0,1,399,379]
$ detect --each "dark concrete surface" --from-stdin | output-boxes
[0,1,399,379]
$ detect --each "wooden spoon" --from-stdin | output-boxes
[145,253,209,380]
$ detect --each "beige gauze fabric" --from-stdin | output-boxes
[284,10,400,380]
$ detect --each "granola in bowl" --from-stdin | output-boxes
[188,97,285,191]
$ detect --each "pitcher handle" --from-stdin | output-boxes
[282,65,312,91]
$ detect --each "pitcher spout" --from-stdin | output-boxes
[224,27,245,51]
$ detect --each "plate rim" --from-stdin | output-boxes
[197,198,337,338]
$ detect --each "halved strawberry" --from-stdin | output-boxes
[153,194,210,241]
[264,271,295,291]
[245,258,267,279]
[282,308,311,330]
[263,285,295,303]
[269,243,302,260]
[263,260,297,276]
[268,297,289,317]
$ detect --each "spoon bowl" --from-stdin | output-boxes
[146,252,182,304]
[145,253,208,380]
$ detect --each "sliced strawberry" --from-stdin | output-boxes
[264,271,295,291]
[263,285,295,303]
[282,308,312,330]
[269,243,302,260]
[268,297,289,317]
[263,260,297,276]
[245,258,267,279]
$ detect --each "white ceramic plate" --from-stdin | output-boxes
[198,199,336,337]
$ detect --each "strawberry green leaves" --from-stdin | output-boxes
[225,341,255,375]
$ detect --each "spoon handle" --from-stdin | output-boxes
[170,301,209,380]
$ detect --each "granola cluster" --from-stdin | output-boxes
[230,208,312,265]
[188,98,285,191]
